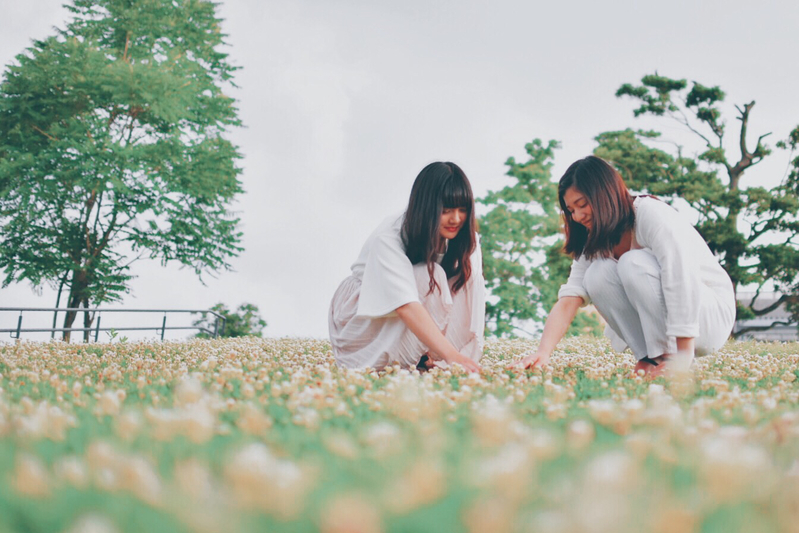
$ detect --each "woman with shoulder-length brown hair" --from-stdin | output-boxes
[511,155,735,375]
[329,161,485,372]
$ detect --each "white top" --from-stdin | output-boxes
[329,213,486,370]
[558,196,734,338]
[352,213,484,321]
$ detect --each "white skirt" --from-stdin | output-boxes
[329,263,483,370]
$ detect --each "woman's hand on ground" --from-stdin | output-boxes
[396,302,480,373]
[643,338,695,378]
[633,358,657,378]
[443,352,481,372]
[508,351,549,370]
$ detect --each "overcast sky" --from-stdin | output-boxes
[1,0,798,341]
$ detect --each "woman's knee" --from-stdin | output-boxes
[583,259,619,301]
[617,250,658,275]
[617,250,660,297]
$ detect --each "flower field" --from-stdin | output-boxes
[1,336,799,533]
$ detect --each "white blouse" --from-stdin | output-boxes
[330,213,486,369]
[558,196,734,338]
[352,214,423,318]
[352,213,484,324]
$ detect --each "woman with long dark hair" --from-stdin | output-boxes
[512,156,735,375]
[329,162,485,371]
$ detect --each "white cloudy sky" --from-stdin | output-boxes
[1,0,798,340]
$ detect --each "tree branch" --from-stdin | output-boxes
[32,125,58,141]
[748,293,798,316]
[123,31,130,63]
[734,320,796,338]
[90,190,104,247]
[729,101,758,188]
[81,189,97,256]
[779,145,797,186]
[752,132,773,162]
[121,252,145,269]
[126,117,137,145]
[95,209,119,256]
[747,215,783,242]
[747,286,764,310]
[512,324,539,337]
[670,104,714,147]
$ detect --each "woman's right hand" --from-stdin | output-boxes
[442,352,481,372]
[506,297,581,371]
[508,351,550,370]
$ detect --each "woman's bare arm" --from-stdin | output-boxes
[395,302,480,372]
[509,296,583,369]
[675,337,695,355]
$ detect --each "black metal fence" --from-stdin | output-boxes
[0,307,225,341]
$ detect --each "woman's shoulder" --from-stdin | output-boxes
[633,196,702,249]
[634,196,678,223]
[634,195,666,209]
[369,212,404,240]
[364,213,407,256]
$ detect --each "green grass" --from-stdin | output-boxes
[1,336,798,533]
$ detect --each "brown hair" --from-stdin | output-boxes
[402,162,476,294]
[558,156,635,259]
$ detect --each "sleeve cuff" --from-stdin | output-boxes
[557,286,589,306]
[666,325,700,338]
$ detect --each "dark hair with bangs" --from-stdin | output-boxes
[402,161,477,294]
[558,156,635,259]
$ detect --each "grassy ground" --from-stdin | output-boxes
[1,336,798,533]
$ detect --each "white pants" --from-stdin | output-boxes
[583,250,734,360]
[329,263,482,370]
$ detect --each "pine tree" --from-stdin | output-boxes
[599,74,799,335]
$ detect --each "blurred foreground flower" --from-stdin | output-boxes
[224,442,316,519]
[320,493,383,533]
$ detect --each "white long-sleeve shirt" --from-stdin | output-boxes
[557,196,734,338]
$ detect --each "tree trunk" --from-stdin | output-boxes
[724,204,743,330]
[52,274,66,339]
[62,270,88,342]
[82,298,95,342]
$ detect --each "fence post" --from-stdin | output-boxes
[161,314,167,341]
[94,315,102,342]
[13,312,22,339]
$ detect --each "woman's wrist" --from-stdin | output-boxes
[675,337,695,353]
[531,347,551,360]
[521,350,549,363]
[440,348,464,363]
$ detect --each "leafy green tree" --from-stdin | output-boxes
[193,303,266,339]
[479,139,603,337]
[597,74,799,336]
[480,75,798,337]
[0,0,243,340]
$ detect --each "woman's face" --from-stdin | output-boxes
[564,186,593,230]
[439,207,468,240]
